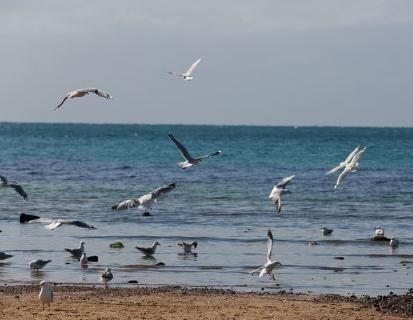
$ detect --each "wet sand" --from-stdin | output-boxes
[0,285,410,320]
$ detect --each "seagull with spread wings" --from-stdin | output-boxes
[111,183,176,212]
[55,88,112,110]
[0,175,27,199]
[268,175,295,214]
[165,57,202,81]
[250,229,281,280]
[326,146,360,175]
[334,147,367,189]
[168,132,221,169]
[20,213,96,230]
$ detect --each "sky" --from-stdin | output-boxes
[0,0,412,126]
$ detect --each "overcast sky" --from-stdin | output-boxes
[0,1,412,126]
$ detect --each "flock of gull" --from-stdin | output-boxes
[0,57,400,310]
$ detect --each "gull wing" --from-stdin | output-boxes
[276,175,295,189]
[266,229,274,261]
[249,266,264,274]
[168,132,193,161]
[344,145,360,164]
[111,199,137,210]
[45,220,63,230]
[151,183,176,199]
[70,220,96,229]
[326,164,343,175]
[164,71,183,77]
[349,147,367,167]
[55,96,69,110]
[184,58,202,77]
[335,167,351,189]
[195,150,222,161]
[0,175,8,184]
[8,183,28,199]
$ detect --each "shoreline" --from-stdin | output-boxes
[0,285,412,319]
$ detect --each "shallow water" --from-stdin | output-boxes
[0,123,412,295]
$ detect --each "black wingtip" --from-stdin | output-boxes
[267,229,273,240]
[87,255,98,262]
[20,213,40,224]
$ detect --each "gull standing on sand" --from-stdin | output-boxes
[334,147,367,189]
[112,183,176,213]
[80,252,88,268]
[30,259,52,272]
[250,230,281,280]
[101,267,113,287]
[177,241,198,253]
[65,241,85,257]
[136,241,161,256]
[0,251,13,260]
[326,146,360,175]
[54,88,112,110]
[0,175,27,199]
[321,226,333,236]
[39,281,53,311]
[165,57,202,81]
[168,132,222,169]
[268,175,295,214]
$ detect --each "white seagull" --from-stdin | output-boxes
[101,267,113,287]
[0,175,27,199]
[21,214,96,231]
[30,259,52,272]
[334,147,367,189]
[39,281,54,311]
[111,183,176,212]
[326,146,360,175]
[268,175,295,214]
[375,225,385,237]
[55,88,112,110]
[65,241,85,257]
[389,237,399,248]
[136,241,160,256]
[165,57,202,81]
[80,252,88,268]
[177,241,198,253]
[250,229,281,280]
[168,132,221,169]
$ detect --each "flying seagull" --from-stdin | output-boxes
[168,132,221,169]
[55,88,112,110]
[268,175,295,214]
[0,175,27,199]
[177,241,198,253]
[250,229,281,280]
[111,183,176,213]
[65,241,85,257]
[30,259,52,272]
[39,281,54,311]
[0,251,13,260]
[326,146,360,175]
[334,147,367,189]
[20,213,96,230]
[136,241,161,256]
[165,57,202,81]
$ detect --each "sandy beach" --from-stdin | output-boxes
[0,285,411,320]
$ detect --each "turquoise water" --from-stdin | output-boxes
[0,123,412,295]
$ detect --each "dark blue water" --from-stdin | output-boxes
[0,123,412,295]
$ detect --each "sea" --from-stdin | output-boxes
[0,122,412,296]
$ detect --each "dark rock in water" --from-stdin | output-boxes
[128,280,138,284]
[371,235,390,241]
[19,213,40,224]
[308,241,319,246]
[142,212,152,217]
[334,257,345,260]
[87,256,98,262]
[110,242,124,248]
[155,262,165,266]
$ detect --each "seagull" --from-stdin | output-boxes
[0,175,27,199]
[321,226,333,236]
[111,183,176,213]
[80,252,88,268]
[334,147,367,189]
[20,213,96,230]
[250,229,281,280]
[326,146,360,175]
[55,88,112,110]
[39,281,53,311]
[30,259,52,272]
[168,132,221,169]
[101,267,113,287]
[0,251,13,260]
[177,241,198,253]
[268,175,295,214]
[65,241,85,257]
[389,237,399,248]
[165,57,202,81]
[372,225,390,241]
[136,241,160,256]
